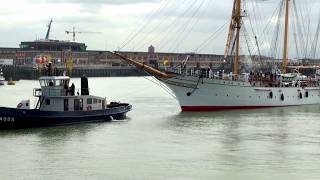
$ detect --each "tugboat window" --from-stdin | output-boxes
[87,98,92,104]
[40,80,46,86]
[93,99,98,104]
[74,99,83,111]
[45,99,50,105]
[55,80,63,86]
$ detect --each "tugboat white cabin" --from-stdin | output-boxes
[33,76,106,112]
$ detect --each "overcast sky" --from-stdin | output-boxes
[0,0,319,58]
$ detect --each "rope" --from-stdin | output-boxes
[194,21,228,53]
[118,0,172,50]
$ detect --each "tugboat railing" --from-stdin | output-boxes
[33,88,89,97]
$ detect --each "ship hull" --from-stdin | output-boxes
[0,103,132,129]
[161,76,320,111]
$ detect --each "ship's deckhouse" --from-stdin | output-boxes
[34,76,106,112]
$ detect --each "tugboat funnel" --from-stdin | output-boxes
[81,75,89,95]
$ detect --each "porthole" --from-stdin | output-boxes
[269,91,273,99]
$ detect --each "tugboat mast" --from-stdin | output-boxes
[282,0,290,73]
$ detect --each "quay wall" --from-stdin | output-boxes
[1,66,147,80]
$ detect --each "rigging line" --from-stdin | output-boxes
[292,22,301,59]
[118,0,172,50]
[161,0,205,52]
[296,0,314,58]
[157,0,207,52]
[269,0,285,59]
[300,0,312,58]
[145,76,178,100]
[172,0,215,52]
[167,0,208,52]
[135,1,183,51]
[253,0,266,37]
[292,0,303,58]
[310,14,320,59]
[246,0,258,36]
[257,1,281,42]
[242,26,254,59]
[245,0,265,51]
[256,0,283,56]
[249,0,271,56]
[304,3,314,58]
[193,21,228,53]
[292,0,307,58]
[153,0,199,50]
[118,0,167,49]
[243,0,258,55]
[292,0,312,59]
[127,62,178,99]
[244,0,256,35]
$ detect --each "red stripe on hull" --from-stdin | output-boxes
[181,106,285,111]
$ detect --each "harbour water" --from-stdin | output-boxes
[1,77,320,180]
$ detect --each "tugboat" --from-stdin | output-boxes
[0,75,132,129]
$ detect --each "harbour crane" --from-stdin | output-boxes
[45,19,53,40]
[65,27,102,42]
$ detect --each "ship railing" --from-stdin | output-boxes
[33,88,42,97]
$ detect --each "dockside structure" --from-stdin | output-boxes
[0,43,318,80]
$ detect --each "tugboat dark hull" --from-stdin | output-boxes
[0,103,132,130]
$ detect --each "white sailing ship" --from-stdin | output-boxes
[114,0,320,111]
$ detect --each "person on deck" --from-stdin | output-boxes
[70,83,75,96]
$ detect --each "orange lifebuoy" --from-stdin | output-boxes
[87,106,92,111]
[17,103,23,108]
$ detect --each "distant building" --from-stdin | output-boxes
[148,45,155,53]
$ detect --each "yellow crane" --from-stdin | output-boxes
[65,27,102,42]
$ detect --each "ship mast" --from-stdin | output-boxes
[234,0,242,75]
[224,0,243,75]
[282,0,290,73]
